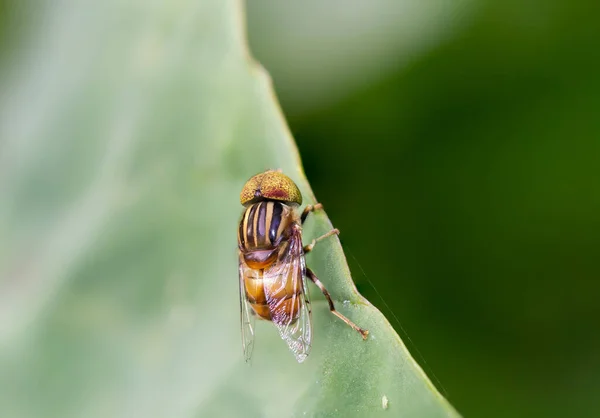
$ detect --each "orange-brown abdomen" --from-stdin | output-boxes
[242,257,302,323]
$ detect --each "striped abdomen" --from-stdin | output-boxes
[241,246,302,323]
[238,201,292,253]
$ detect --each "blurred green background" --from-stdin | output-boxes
[248,1,600,418]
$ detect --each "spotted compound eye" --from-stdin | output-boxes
[240,170,302,206]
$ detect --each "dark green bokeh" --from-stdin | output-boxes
[266,1,600,417]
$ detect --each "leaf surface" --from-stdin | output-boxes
[0,1,460,417]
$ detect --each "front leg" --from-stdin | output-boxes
[300,203,323,224]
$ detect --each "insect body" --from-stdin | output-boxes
[238,170,368,363]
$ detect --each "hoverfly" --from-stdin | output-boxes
[237,170,368,363]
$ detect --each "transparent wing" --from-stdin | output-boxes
[239,257,256,363]
[264,234,313,363]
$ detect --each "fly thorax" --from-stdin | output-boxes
[238,201,295,252]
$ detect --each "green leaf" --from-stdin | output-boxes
[0,1,460,417]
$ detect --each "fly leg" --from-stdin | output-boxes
[301,203,324,224]
[303,229,339,254]
[301,203,340,253]
[306,267,369,340]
